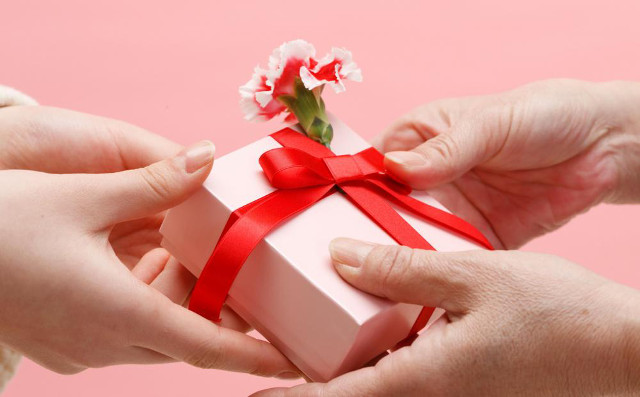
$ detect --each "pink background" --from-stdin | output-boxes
[2,1,639,395]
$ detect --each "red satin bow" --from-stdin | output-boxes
[189,128,493,335]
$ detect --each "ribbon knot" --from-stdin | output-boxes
[323,154,367,183]
[259,146,383,189]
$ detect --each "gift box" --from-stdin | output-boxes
[160,115,488,382]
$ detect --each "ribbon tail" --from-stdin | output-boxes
[368,179,494,250]
[340,183,435,250]
[189,185,334,321]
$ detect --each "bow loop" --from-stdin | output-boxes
[259,147,334,189]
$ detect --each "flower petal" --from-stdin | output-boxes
[300,47,362,93]
[266,39,316,99]
[239,40,318,122]
[239,66,286,121]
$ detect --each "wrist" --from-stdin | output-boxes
[595,81,640,203]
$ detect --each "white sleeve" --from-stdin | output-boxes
[0,85,37,107]
[0,347,21,393]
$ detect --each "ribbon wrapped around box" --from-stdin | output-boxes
[160,115,492,381]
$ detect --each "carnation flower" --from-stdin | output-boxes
[300,47,363,93]
[239,39,361,146]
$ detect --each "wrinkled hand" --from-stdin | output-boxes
[0,106,298,378]
[373,79,640,248]
[255,238,640,396]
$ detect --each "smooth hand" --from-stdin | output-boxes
[255,238,640,396]
[0,106,297,377]
[374,79,640,248]
[0,105,184,269]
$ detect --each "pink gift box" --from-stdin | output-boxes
[160,115,484,381]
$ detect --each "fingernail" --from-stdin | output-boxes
[385,151,427,167]
[182,141,215,173]
[329,238,375,268]
[276,370,302,380]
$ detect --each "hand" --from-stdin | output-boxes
[0,107,298,378]
[0,104,257,337]
[255,238,640,396]
[0,105,179,174]
[373,79,640,248]
[0,105,183,268]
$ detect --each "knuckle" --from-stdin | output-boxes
[367,245,415,297]
[185,343,223,369]
[139,164,176,202]
[480,102,519,144]
[245,353,274,378]
[184,330,225,369]
[425,132,459,161]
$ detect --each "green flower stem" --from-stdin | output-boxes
[277,77,334,147]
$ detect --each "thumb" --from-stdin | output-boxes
[383,119,486,190]
[328,238,492,314]
[93,141,215,223]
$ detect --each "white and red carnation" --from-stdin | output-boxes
[239,40,361,123]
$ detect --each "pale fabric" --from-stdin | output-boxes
[0,348,21,394]
[0,84,36,393]
[0,85,36,108]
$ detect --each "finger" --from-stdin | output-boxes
[149,256,196,306]
[109,346,176,366]
[219,305,253,333]
[384,117,489,190]
[87,140,215,224]
[371,124,425,153]
[250,366,388,397]
[373,103,453,154]
[131,248,171,283]
[134,294,300,378]
[328,238,496,313]
[135,252,252,332]
[363,351,389,367]
[133,254,249,329]
[0,106,181,173]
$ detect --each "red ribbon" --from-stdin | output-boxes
[189,128,493,335]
